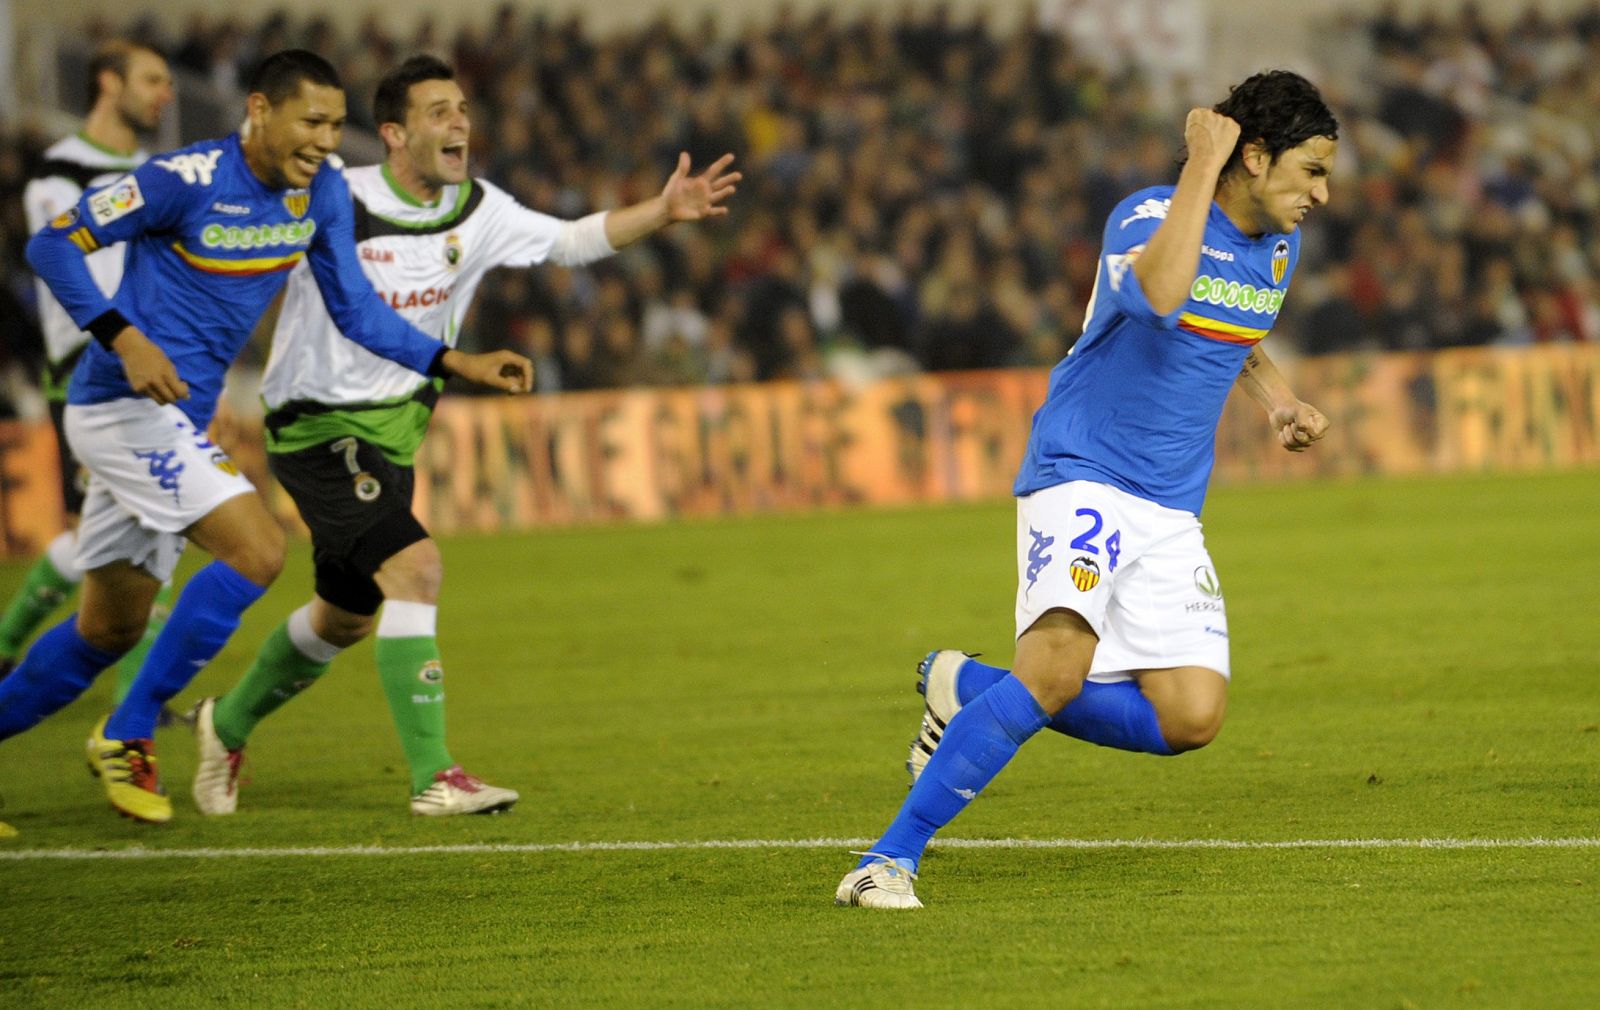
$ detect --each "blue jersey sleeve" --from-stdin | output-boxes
[1099,190,1184,330]
[305,166,447,377]
[25,161,188,335]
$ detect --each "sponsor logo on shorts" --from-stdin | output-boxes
[1203,625,1229,639]
[1025,527,1055,597]
[354,473,381,501]
[134,448,185,503]
[1194,565,1222,598]
[418,661,444,685]
[1070,555,1101,592]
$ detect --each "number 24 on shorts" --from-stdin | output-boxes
[1071,508,1121,573]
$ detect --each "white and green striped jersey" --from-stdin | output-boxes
[262,164,596,462]
[23,133,145,383]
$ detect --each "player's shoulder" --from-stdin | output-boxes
[145,136,235,189]
[1107,185,1177,231]
[30,134,141,188]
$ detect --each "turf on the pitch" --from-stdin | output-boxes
[2,469,1597,1009]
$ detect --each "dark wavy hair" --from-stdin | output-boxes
[1212,70,1338,176]
[247,49,342,106]
[373,55,455,128]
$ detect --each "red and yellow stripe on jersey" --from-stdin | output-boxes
[1176,312,1268,346]
[171,242,306,276]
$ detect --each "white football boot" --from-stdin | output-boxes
[410,765,519,816]
[906,650,969,785]
[191,697,243,816]
[835,852,923,909]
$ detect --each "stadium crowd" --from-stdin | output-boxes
[1,2,1597,406]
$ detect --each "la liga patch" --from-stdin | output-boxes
[88,176,144,226]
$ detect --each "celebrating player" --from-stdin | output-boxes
[188,55,738,817]
[836,71,1337,908]
[0,41,175,698]
[2,49,532,824]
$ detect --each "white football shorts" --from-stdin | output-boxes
[65,398,255,581]
[1015,480,1230,683]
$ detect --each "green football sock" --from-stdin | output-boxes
[376,635,453,794]
[112,581,175,704]
[0,553,78,658]
[212,620,332,751]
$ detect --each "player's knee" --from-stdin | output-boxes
[75,612,145,656]
[378,539,442,603]
[319,611,373,648]
[1159,702,1225,753]
[228,525,286,586]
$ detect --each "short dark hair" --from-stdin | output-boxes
[87,40,161,107]
[246,49,342,106]
[373,55,455,128]
[1213,70,1338,176]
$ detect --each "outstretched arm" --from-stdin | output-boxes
[1236,345,1328,452]
[603,152,740,249]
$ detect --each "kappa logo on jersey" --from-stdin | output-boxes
[211,201,252,215]
[1272,239,1291,285]
[283,191,310,218]
[154,149,223,186]
[1070,556,1101,592]
[1119,197,1170,229]
[87,177,145,226]
[1025,527,1055,596]
[444,232,463,269]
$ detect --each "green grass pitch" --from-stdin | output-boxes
[2,469,1598,1008]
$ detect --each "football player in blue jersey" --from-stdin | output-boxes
[838,71,1337,908]
[2,50,532,824]
[0,41,176,711]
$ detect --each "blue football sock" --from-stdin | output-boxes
[104,561,265,741]
[0,617,124,742]
[949,656,1173,755]
[864,674,1048,872]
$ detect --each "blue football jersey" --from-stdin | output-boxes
[27,134,444,428]
[1013,185,1300,514]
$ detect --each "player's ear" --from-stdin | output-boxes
[377,121,406,153]
[245,92,271,132]
[1240,140,1271,178]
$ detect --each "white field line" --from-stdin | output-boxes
[1,836,1598,861]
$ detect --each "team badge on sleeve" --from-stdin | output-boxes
[88,177,144,226]
[1070,556,1102,592]
[51,207,80,228]
[1272,240,1290,285]
[283,191,311,218]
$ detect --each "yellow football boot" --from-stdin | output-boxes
[86,715,172,824]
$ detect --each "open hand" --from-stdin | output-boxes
[661,152,740,222]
